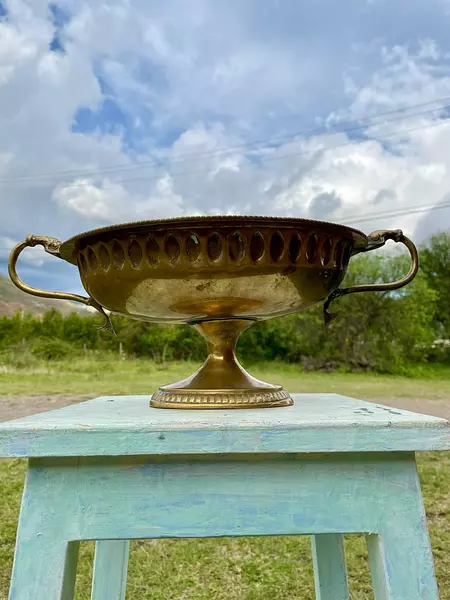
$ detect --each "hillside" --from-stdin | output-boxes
[0,274,88,316]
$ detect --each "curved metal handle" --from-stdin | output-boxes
[8,235,114,332]
[323,229,419,324]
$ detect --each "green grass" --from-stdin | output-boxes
[1,356,450,400]
[0,453,448,599]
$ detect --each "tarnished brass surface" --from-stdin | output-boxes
[152,320,293,408]
[8,216,419,409]
[61,216,366,323]
[7,235,113,331]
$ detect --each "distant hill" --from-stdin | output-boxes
[0,274,89,317]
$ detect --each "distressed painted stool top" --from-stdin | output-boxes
[0,394,448,458]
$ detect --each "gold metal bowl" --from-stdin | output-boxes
[9,216,418,409]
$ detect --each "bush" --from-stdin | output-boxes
[0,342,39,369]
[425,340,450,364]
[30,337,77,361]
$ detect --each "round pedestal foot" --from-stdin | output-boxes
[150,388,293,409]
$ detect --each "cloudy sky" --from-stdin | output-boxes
[1,0,450,292]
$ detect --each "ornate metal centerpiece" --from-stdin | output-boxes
[9,216,418,409]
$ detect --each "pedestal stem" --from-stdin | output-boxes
[191,320,256,390]
[151,319,293,408]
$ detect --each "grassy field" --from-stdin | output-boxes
[1,356,450,400]
[0,359,449,598]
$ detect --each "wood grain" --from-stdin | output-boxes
[91,541,129,600]
[0,394,448,457]
[312,534,349,599]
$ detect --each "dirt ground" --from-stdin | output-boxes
[0,394,93,421]
[0,393,449,422]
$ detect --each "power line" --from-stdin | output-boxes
[0,201,449,254]
[1,95,450,185]
[13,113,446,189]
[343,201,450,225]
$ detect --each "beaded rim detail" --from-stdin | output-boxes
[150,389,293,409]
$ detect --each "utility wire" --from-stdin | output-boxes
[0,200,449,253]
[9,112,446,189]
[1,95,450,184]
[343,201,450,225]
[1,97,450,251]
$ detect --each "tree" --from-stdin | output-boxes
[321,252,437,372]
[420,231,450,338]
[41,308,64,338]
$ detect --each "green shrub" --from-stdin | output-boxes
[30,337,77,361]
[0,343,39,369]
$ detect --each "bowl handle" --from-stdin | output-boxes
[323,229,419,324]
[8,235,114,332]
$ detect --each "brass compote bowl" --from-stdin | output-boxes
[9,216,418,409]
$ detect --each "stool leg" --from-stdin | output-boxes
[62,541,80,600]
[91,540,130,600]
[366,462,439,600]
[9,538,79,600]
[8,461,81,600]
[311,534,349,600]
[367,531,438,600]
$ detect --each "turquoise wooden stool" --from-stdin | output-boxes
[1,394,449,599]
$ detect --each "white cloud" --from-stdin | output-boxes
[135,175,184,218]
[0,235,49,267]
[0,236,16,261]
[0,22,37,86]
[52,178,130,221]
[341,44,450,120]
[53,174,184,222]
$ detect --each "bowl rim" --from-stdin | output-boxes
[59,215,369,263]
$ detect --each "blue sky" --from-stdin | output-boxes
[1,0,450,292]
